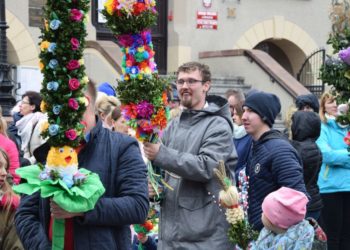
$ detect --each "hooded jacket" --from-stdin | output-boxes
[316,118,350,193]
[247,130,307,231]
[153,95,237,249]
[291,111,322,212]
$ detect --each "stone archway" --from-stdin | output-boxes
[234,16,319,78]
[6,9,38,66]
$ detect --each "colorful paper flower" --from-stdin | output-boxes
[68,98,79,110]
[48,43,57,53]
[40,41,50,51]
[53,105,62,115]
[50,19,61,30]
[68,78,80,90]
[49,59,59,69]
[49,124,59,136]
[136,101,154,119]
[47,81,59,91]
[70,38,80,50]
[66,60,80,70]
[70,9,84,22]
[339,47,350,65]
[65,129,78,141]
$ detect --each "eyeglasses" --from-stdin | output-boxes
[175,78,205,86]
[21,101,30,105]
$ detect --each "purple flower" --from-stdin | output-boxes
[136,101,154,119]
[339,47,350,65]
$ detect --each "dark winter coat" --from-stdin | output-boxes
[291,111,323,212]
[247,129,307,231]
[15,120,149,250]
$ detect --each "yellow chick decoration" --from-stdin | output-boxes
[46,146,78,177]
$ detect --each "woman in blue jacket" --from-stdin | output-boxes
[316,92,350,250]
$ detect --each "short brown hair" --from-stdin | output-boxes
[176,62,211,83]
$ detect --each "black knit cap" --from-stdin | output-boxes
[243,91,281,127]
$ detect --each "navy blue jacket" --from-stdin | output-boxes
[15,120,149,250]
[233,133,253,182]
[246,130,307,231]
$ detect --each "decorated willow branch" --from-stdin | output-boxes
[102,1,170,248]
[214,161,258,250]
[14,1,105,249]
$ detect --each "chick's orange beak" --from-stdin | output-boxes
[65,156,72,164]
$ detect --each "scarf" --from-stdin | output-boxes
[250,220,314,250]
[16,112,47,151]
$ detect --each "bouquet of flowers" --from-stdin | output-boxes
[102,0,170,247]
[13,1,105,249]
[214,161,258,250]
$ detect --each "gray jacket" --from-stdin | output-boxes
[154,95,237,249]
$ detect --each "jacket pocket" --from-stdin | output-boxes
[322,165,330,180]
[177,196,216,241]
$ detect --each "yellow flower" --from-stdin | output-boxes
[39,61,44,71]
[104,0,116,15]
[79,59,84,65]
[41,121,49,133]
[78,96,89,107]
[137,46,145,52]
[40,41,50,51]
[40,100,47,112]
[81,76,89,84]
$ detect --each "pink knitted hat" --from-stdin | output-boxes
[262,187,308,229]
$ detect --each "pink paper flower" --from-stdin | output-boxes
[70,37,80,50]
[70,9,83,22]
[66,60,80,71]
[68,78,80,90]
[65,129,78,140]
[136,101,154,119]
[68,98,79,110]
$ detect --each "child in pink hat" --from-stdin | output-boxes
[250,187,316,249]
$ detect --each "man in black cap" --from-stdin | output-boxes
[241,91,307,231]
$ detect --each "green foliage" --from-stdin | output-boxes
[228,220,259,250]
[39,0,89,147]
[319,1,350,125]
[117,74,170,107]
[101,8,158,35]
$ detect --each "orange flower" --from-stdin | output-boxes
[162,91,168,106]
[152,108,167,130]
[122,103,138,119]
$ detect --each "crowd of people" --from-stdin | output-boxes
[0,61,348,249]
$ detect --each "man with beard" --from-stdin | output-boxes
[143,61,237,249]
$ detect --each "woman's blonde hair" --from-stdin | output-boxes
[95,92,121,119]
[319,92,336,123]
[0,147,19,224]
[285,105,297,140]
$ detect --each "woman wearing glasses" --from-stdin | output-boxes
[15,91,47,166]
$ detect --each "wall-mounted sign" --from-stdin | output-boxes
[203,0,212,8]
[197,11,218,30]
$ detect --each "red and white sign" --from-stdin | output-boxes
[196,11,218,30]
